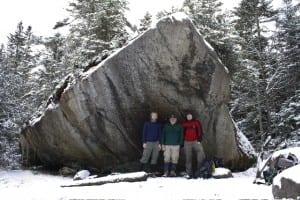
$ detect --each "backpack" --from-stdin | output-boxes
[195,159,216,179]
[213,157,224,168]
[274,153,298,171]
[263,153,298,185]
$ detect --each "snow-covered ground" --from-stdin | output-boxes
[0,168,272,200]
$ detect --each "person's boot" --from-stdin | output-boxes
[163,163,170,177]
[163,171,169,177]
[150,164,155,172]
[169,163,177,177]
[184,172,192,179]
[149,164,157,177]
[139,163,146,172]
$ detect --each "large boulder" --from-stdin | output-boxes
[272,164,300,199]
[20,13,255,171]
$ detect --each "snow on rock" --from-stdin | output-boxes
[204,38,215,51]
[63,172,148,187]
[73,170,90,181]
[272,164,300,199]
[271,146,300,160]
[46,102,59,111]
[234,120,256,157]
[212,168,233,179]
[150,12,190,29]
[29,65,46,75]
[28,114,44,126]
[0,168,272,200]
[169,12,190,22]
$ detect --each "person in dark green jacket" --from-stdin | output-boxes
[161,114,184,177]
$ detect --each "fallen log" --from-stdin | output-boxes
[61,172,148,187]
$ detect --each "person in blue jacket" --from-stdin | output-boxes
[140,112,162,173]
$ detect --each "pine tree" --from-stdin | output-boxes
[234,0,276,58]
[271,0,300,97]
[6,21,26,69]
[0,44,5,64]
[43,33,64,64]
[182,0,223,33]
[22,26,34,67]
[156,6,181,19]
[0,23,50,168]
[64,0,129,68]
[41,33,70,97]
[2,22,38,127]
[5,22,27,101]
[182,0,238,72]
[268,0,300,140]
[139,12,152,32]
[232,0,277,146]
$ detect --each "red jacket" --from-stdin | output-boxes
[182,120,203,142]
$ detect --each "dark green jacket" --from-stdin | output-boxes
[161,123,184,145]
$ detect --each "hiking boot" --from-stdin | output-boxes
[163,171,169,177]
[139,163,145,171]
[182,171,193,179]
[169,170,176,177]
[184,173,192,179]
[164,163,170,172]
[149,173,157,178]
[150,164,159,173]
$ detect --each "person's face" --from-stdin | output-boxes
[170,117,177,125]
[151,113,158,121]
[186,114,193,121]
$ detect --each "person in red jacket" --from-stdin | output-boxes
[182,112,206,178]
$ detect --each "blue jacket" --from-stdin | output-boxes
[142,121,162,143]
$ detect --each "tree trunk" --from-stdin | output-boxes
[61,172,149,187]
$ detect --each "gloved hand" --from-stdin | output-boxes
[198,135,203,142]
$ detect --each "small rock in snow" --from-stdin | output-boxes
[59,167,77,176]
[73,170,91,181]
[212,168,233,179]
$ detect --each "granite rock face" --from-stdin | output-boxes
[272,165,300,199]
[20,13,255,171]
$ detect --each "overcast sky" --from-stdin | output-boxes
[0,0,240,44]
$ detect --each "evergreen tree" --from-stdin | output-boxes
[231,0,277,146]
[1,22,37,133]
[43,33,64,64]
[0,44,5,64]
[6,22,27,68]
[64,0,129,68]
[182,0,223,33]
[139,11,152,32]
[5,22,27,101]
[156,6,181,19]
[271,0,300,98]
[182,0,238,72]
[268,0,300,139]
[40,33,70,98]
[23,26,34,67]
[234,0,276,58]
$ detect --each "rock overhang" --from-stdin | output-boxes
[20,12,256,171]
